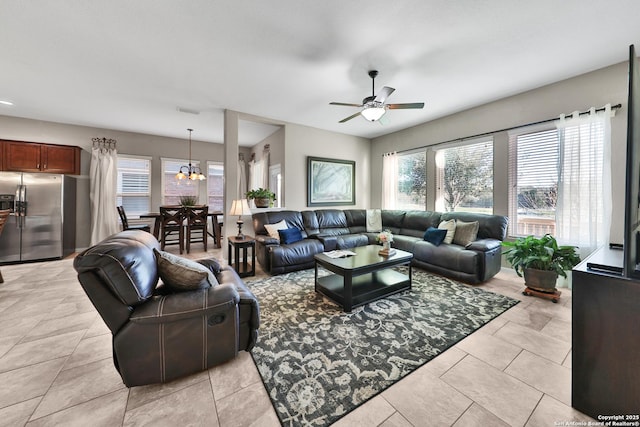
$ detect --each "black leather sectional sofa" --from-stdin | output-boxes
[251,209,508,284]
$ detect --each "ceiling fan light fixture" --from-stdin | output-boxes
[331,70,423,123]
[361,106,386,121]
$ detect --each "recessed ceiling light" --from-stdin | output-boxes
[0,100,14,106]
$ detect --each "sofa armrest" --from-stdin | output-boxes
[309,234,338,251]
[130,283,240,324]
[466,238,502,252]
[255,235,279,245]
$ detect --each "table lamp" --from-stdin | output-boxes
[229,199,252,239]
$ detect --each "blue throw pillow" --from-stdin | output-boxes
[424,226,447,246]
[278,227,303,244]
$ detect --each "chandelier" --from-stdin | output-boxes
[176,128,206,181]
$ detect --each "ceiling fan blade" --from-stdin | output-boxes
[374,86,395,103]
[339,111,362,123]
[330,102,363,107]
[387,102,425,110]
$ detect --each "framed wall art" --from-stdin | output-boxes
[307,156,355,206]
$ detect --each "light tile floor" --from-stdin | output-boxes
[0,245,594,426]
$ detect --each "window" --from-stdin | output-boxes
[435,138,493,214]
[509,110,610,252]
[269,164,282,208]
[508,128,558,237]
[116,155,150,217]
[395,150,426,210]
[162,158,200,205]
[207,162,224,212]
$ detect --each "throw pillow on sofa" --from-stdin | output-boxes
[366,209,383,232]
[453,220,480,247]
[154,249,218,291]
[423,227,447,246]
[438,219,457,244]
[264,220,288,241]
[278,227,303,244]
[198,258,222,274]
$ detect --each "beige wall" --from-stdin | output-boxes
[371,61,629,243]
[284,123,371,210]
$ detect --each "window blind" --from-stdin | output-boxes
[508,128,558,237]
[117,156,150,216]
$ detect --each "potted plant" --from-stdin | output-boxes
[246,188,275,208]
[179,195,198,206]
[502,234,581,293]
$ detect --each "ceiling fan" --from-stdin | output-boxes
[330,70,425,123]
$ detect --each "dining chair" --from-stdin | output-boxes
[0,209,11,283]
[159,206,185,254]
[185,205,208,253]
[117,206,151,233]
[208,212,223,248]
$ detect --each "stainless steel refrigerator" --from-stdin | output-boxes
[0,172,76,264]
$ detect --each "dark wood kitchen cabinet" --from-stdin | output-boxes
[2,140,80,174]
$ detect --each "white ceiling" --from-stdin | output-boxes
[1,1,640,146]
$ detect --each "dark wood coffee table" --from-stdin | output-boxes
[314,245,413,312]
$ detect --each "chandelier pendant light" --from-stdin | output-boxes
[176,128,206,181]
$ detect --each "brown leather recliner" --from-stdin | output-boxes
[73,230,260,387]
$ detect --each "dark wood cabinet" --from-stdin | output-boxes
[41,144,80,174]
[572,246,640,418]
[1,140,80,174]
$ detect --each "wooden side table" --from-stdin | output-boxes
[227,236,256,277]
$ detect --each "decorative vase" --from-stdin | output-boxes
[379,241,395,256]
[254,197,270,208]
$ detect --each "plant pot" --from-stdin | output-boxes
[254,197,271,208]
[523,268,559,292]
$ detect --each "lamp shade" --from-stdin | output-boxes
[229,199,252,216]
[361,106,386,121]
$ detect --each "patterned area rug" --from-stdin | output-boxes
[247,268,518,426]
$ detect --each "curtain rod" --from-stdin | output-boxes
[393,103,622,154]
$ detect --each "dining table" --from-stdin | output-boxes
[140,209,223,248]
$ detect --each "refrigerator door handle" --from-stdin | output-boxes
[21,184,27,218]
[16,184,26,228]
[15,185,21,228]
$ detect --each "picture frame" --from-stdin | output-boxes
[307,156,355,206]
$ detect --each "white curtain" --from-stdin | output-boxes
[262,149,270,189]
[556,104,612,268]
[382,152,398,209]
[249,159,265,190]
[90,139,120,245]
[238,157,247,198]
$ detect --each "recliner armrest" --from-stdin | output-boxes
[130,283,240,324]
[217,269,260,330]
[465,238,502,252]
